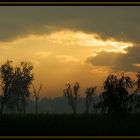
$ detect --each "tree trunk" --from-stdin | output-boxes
[23,104,26,114]
[36,98,38,114]
[17,100,21,114]
[72,105,76,114]
[86,99,89,114]
[0,86,9,114]
[73,108,76,114]
[23,97,26,114]
[86,106,89,114]
[0,98,5,114]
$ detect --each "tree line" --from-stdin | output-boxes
[1,60,140,115]
[64,72,140,115]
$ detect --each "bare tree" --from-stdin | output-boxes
[85,87,96,114]
[63,82,80,114]
[32,83,42,114]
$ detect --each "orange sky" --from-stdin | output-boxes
[0,6,140,98]
[0,30,134,97]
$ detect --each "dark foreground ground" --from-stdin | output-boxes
[0,113,140,136]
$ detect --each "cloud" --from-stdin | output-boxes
[86,45,140,72]
[56,55,79,63]
[0,6,140,43]
[34,51,52,60]
[28,52,52,66]
[46,30,133,53]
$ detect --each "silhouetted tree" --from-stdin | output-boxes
[135,72,140,89]
[128,72,140,113]
[98,73,133,114]
[63,82,80,114]
[0,60,15,113]
[0,60,34,114]
[15,62,33,114]
[32,83,42,114]
[85,87,96,114]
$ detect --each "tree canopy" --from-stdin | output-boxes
[0,60,34,114]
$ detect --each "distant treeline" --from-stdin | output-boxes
[20,97,99,114]
[3,96,100,114]
[1,60,140,115]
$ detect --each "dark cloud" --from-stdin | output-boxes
[0,6,140,42]
[86,46,140,72]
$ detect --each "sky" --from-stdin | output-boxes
[0,6,140,98]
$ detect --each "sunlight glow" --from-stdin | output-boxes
[45,30,134,54]
[133,63,140,68]
[9,30,134,56]
[0,29,135,97]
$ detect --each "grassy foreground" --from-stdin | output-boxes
[0,113,140,136]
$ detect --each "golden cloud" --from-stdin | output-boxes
[56,55,79,63]
[46,30,134,54]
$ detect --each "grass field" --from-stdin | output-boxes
[0,113,140,136]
